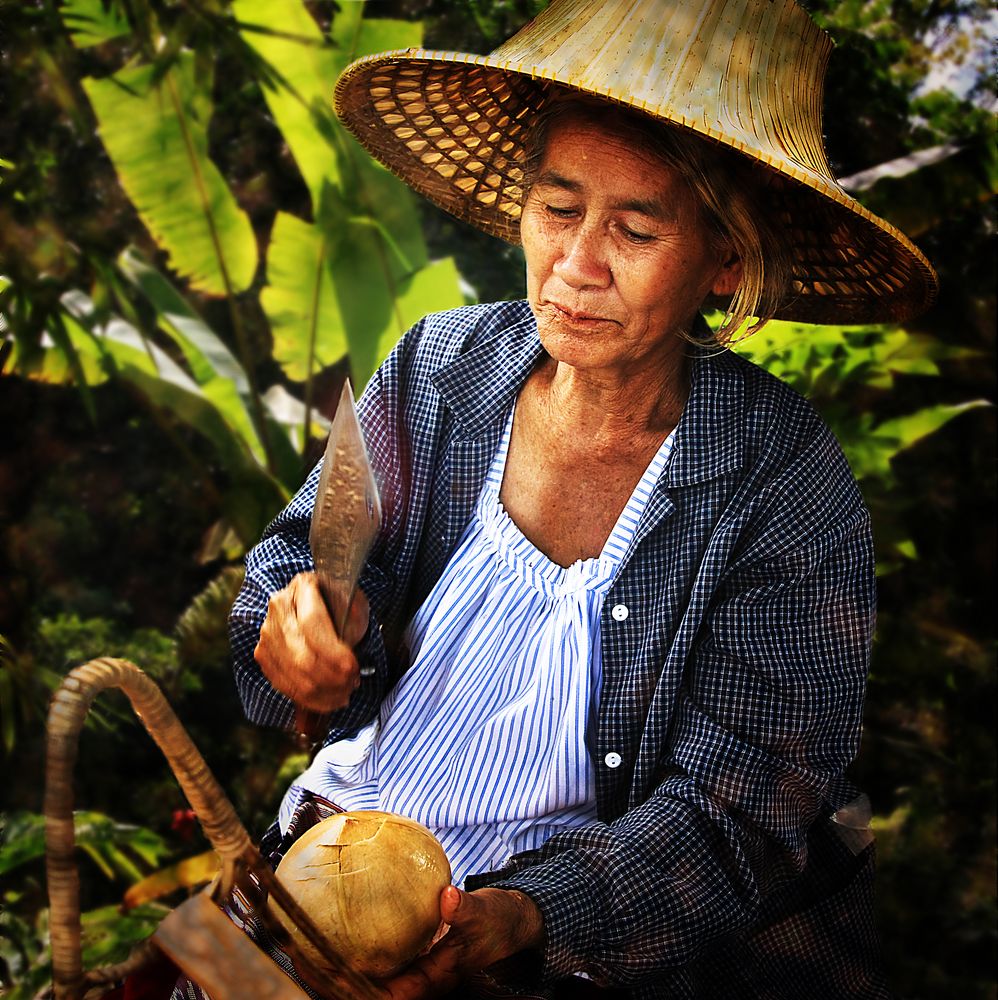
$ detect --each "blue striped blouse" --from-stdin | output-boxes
[279,405,677,887]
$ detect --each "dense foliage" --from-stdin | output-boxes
[0,1,994,998]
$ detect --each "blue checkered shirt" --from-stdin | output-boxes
[230,302,887,998]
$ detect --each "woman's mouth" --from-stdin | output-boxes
[550,303,613,324]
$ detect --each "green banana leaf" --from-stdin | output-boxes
[265,196,464,390]
[7,316,108,389]
[58,291,288,543]
[231,0,347,207]
[5,903,170,1000]
[82,54,257,297]
[61,0,130,48]
[0,810,169,879]
[858,400,993,479]
[116,249,303,490]
[117,248,266,463]
[2,278,104,391]
[733,319,979,399]
[261,209,346,383]
[238,3,463,393]
[732,318,989,484]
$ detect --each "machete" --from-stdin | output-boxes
[295,380,381,748]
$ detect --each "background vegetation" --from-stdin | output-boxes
[0,1,994,997]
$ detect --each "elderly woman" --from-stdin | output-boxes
[227,1,937,998]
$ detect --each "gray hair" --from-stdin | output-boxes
[521,90,792,344]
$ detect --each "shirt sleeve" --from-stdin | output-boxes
[487,444,876,988]
[228,349,410,738]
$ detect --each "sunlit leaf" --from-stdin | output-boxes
[872,400,992,454]
[238,4,461,394]
[0,811,168,879]
[82,55,257,296]
[4,326,107,387]
[325,0,425,74]
[263,210,346,383]
[329,219,465,391]
[79,902,170,968]
[122,850,220,909]
[61,0,130,48]
[368,258,465,383]
[231,0,343,208]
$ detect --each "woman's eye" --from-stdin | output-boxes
[545,204,577,219]
[621,226,655,244]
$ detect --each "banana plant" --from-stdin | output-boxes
[67,0,463,421]
[233,0,464,428]
[732,319,989,484]
[1,269,293,547]
[730,319,991,571]
[3,0,465,547]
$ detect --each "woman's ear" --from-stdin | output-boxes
[711,252,743,297]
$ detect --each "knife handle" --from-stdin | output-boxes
[292,589,372,753]
[293,706,329,754]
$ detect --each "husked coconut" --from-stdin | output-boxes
[272,811,451,979]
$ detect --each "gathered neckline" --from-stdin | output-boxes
[473,405,677,597]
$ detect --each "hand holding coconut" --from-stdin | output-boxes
[271,811,544,999]
[255,572,369,713]
[382,885,544,1000]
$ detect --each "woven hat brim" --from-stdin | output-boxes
[334,48,938,325]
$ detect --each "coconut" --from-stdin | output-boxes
[271,811,451,980]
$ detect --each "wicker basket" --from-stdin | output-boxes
[42,658,385,1000]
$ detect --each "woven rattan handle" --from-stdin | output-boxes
[45,658,253,1000]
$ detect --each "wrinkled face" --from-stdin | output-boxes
[520,116,742,378]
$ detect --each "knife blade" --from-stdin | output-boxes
[295,380,381,746]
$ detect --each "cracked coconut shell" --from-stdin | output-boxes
[272,811,451,979]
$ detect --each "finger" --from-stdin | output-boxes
[256,576,358,711]
[439,885,465,926]
[292,573,337,641]
[294,576,365,705]
[382,942,464,1000]
[256,589,307,682]
[342,587,371,647]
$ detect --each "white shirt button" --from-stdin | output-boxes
[611,604,629,621]
[604,752,622,769]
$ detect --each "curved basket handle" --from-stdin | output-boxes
[44,657,385,1000]
[45,658,253,1000]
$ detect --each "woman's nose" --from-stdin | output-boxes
[552,226,612,289]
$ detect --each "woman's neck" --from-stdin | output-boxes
[536,353,691,453]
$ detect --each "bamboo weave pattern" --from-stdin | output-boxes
[334,0,937,324]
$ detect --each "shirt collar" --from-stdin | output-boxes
[431,301,543,439]
[431,303,746,484]
[667,339,746,486]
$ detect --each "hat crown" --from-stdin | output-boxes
[491,0,834,182]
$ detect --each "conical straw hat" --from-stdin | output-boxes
[334,0,938,324]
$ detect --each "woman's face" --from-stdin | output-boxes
[520,116,742,379]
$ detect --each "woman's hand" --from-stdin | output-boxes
[384,886,545,999]
[254,572,370,712]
